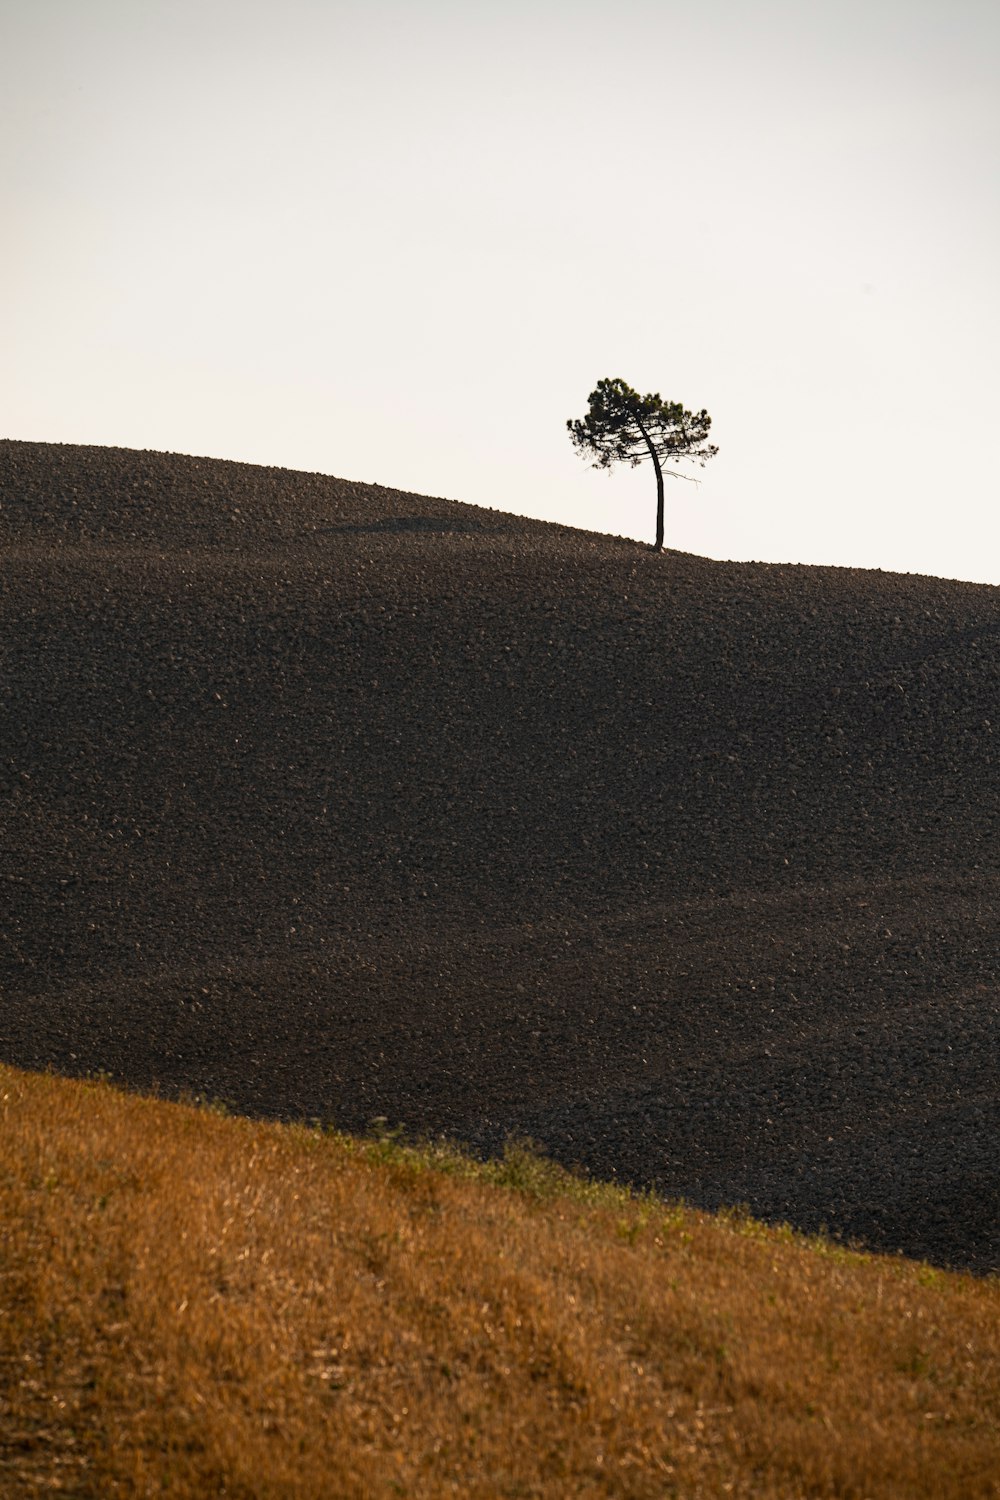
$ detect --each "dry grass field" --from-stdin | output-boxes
[2,1061,998,1499]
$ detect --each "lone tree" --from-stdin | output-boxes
[567,377,718,551]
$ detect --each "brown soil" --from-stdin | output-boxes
[2,439,998,1271]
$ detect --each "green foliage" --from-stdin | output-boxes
[567,376,717,473]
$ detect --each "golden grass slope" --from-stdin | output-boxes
[1,1063,998,1499]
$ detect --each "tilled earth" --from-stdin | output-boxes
[2,440,998,1271]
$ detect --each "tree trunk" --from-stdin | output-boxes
[633,414,665,551]
[652,452,665,551]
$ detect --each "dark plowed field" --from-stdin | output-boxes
[2,439,998,1270]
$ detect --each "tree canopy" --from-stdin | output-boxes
[567,377,718,550]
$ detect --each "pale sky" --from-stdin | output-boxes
[3,0,999,582]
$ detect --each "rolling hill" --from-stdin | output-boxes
[1,439,997,1271]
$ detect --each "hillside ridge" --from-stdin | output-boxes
[1,440,997,1270]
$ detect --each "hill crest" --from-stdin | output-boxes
[1,439,997,1271]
